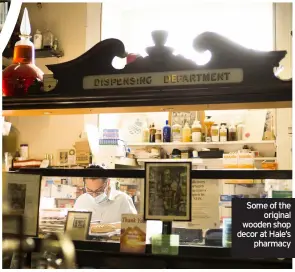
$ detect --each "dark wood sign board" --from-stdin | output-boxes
[3,30,292,112]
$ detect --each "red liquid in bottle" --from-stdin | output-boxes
[2,45,43,96]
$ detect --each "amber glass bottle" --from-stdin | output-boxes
[2,8,43,96]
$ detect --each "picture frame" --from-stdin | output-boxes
[169,111,197,127]
[57,149,70,165]
[64,211,92,240]
[3,173,41,236]
[144,162,192,221]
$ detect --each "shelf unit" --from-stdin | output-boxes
[127,140,276,146]
[2,48,64,60]
[136,157,276,164]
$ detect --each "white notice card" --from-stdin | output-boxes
[188,179,220,229]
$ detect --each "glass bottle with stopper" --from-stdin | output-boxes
[2,8,43,96]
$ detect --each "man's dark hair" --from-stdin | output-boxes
[83,164,108,185]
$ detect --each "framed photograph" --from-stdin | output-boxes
[65,211,92,240]
[3,173,41,236]
[144,162,192,221]
[57,149,69,165]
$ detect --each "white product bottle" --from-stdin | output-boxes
[220,123,228,142]
[33,29,42,49]
[211,123,220,142]
[142,123,149,142]
[172,122,182,142]
[192,120,202,142]
[182,122,191,142]
[237,122,245,141]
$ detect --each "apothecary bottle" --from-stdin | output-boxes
[2,8,43,96]
[211,123,220,142]
[220,123,228,142]
[204,116,214,142]
[192,120,202,142]
[228,123,237,141]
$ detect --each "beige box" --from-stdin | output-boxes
[75,140,91,165]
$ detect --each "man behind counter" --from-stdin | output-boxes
[74,166,137,223]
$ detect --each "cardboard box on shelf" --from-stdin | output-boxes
[75,140,91,165]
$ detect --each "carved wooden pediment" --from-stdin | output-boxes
[47,30,288,95]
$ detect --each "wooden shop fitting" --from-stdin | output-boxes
[3,30,292,116]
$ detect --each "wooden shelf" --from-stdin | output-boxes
[3,101,292,117]
[137,157,276,163]
[2,48,64,60]
[128,140,276,146]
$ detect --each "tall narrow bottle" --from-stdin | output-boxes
[172,122,182,142]
[162,120,171,142]
[182,122,191,142]
[142,122,149,142]
[204,116,214,142]
[192,120,202,142]
[2,8,43,96]
[149,123,156,143]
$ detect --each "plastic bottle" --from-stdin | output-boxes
[237,122,245,141]
[182,122,191,142]
[172,122,182,142]
[192,120,202,142]
[162,120,171,142]
[211,123,220,142]
[220,123,228,142]
[142,123,149,142]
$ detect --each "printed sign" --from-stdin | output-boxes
[120,214,147,253]
[65,211,92,240]
[83,68,243,89]
[187,179,220,229]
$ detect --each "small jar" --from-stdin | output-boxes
[20,144,29,160]
[33,29,43,49]
[43,29,54,49]
[155,129,162,143]
[53,37,59,51]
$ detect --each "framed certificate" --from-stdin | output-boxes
[3,173,41,236]
[144,162,192,221]
[65,211,92,240]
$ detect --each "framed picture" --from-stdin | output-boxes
[3,173,41,236]
[169,111,197,127]
[65,211,92,240]
[144,162,192,221]
[57,149,69,165]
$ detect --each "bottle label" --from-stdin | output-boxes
[192,127,201,133]
[172,130,181,141]
[192,132,201,142]
[220,131,227,137]
[211,129,219,136]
